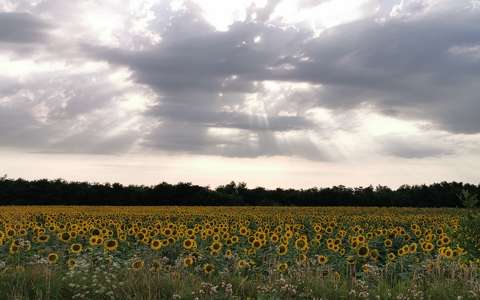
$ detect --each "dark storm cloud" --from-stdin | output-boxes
[85,4,329,159]
[146,120,330,160]
[87,2,480,149]
[287,8,480,133]
[90,17,307,94]
[0,12,50,44]
[380,135,454,159]
[148,103,313,132]
[0,104,53,149]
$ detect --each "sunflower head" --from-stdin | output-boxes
[277,244,288,256]
[47,253,59,264]
[183,256,194,267]
[151,239,162,251]
[70,243,82,254]
[131,259,145,271]
[67,258,77,269]
[357,245,369,257]
[104,239,118,251]
[317,255,328,265]
[276,262,288,273]
[203,263,214,274]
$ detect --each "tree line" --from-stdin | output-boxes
[0,175,478,207]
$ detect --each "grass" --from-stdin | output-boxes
[0,260,479,299]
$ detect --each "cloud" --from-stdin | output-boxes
[85,5,329,159]
[1,0,480,163]
[146,120,331,160]
[0,12,53,56]
[282,4,480,134]
[379,134,454,158]
[0,62,149,154]
[0,12,50,44]
[148,103,313,132]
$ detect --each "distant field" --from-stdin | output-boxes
[0,206,479,299]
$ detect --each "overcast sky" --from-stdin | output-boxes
[1,0,480,188]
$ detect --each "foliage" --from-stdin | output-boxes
[0,176,479,206]
[458,190,479,209]
[457,211,480,258]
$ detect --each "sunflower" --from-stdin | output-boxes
[210,241,222,252]
[38,234,50,243]
[388,252,396,261]
[317,255,328,265]
[422,242,434,252]
[58,232,71,242]
[362,264,369,273]
[297,253,308,265]
[89,235,99,246]
[131,259,145,271]
[137,232,145,241]
[239,226,248,236]
[370,249,379,260]
[70,243,82,254]
[276,262,288,273]
[151,239,162,251]
[252,239,262,249]
[270,233,280,243]
[384,239,393,247]
[183,256,194,267]
[285,230,293,239]
[47,253,59,264]
[408,243,417,254]
[236,259,249,269]
[357,245,369,257]
[104,239,118,252]
[163,228,172,236]
[399,245,409,256]
[67,258,77,269]
[9,243,19,255]
[277,244,288,256]
[6,229,15,237]
[224,249,233,259]
[442,236,451,245]
[443,247,453,258]
[95,236,104,245]
[203,263,214,274]
[357,235,366,243]
[294,238,308,252]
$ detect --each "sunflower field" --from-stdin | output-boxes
[0,206,479,299]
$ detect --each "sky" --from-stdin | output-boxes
[1,0,480,189]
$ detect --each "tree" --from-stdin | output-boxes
[458,190,479,209]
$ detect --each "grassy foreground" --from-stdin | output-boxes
[0,259,479,299]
